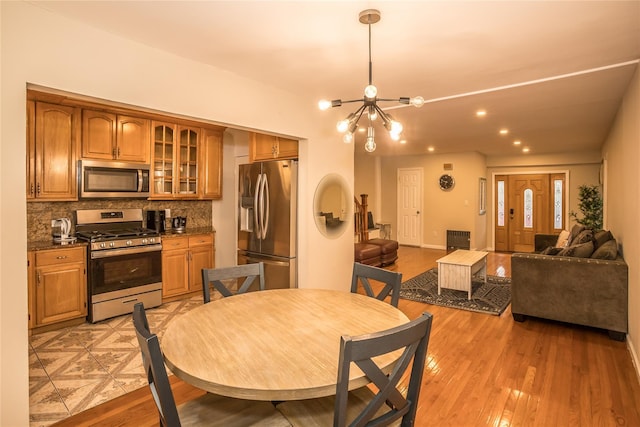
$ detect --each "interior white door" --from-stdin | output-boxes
[397,168,423,246]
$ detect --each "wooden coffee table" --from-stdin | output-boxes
[437,250,489,299]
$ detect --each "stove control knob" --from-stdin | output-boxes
[141,238,148,245]
[109,242,115,248]
[126,240,133,246]
[149,237,155,244]
[99,242,106,249]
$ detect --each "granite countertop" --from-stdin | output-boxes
[28,240,88,251]
[161,227,216,238]
[28,227,215,250]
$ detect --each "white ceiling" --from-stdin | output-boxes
[29,1,640,157]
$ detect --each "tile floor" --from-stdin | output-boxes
[29,296,204,427]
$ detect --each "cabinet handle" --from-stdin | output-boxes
[56,255,68,260]
[37,272,41,284]
[37,183,41,194]
[112,147,117,158]
[30,183,34,195]
[117,147,121,158]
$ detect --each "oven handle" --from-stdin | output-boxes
[90,244,163,259]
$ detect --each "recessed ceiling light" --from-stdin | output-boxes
[476,110,487,117]
[358,127,366,133]
[522,147,530,153]
[399,140,407,145]
[427,146,435,152]
[513,140,521,146]
[499,129,509,135]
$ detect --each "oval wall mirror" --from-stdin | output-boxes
[313,173,351,238]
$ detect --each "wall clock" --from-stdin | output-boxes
[439,174,455,191]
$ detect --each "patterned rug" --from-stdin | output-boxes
[399,267,511,316]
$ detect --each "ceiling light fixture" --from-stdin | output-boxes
[318,9,424,153]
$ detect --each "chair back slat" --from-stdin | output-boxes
[202,262,265,303]
[351,262,402,307]
[334,312,433,427]
[133,302,182,427]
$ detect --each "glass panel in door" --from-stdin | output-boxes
[179,128,198,194]
[153,124,174,195]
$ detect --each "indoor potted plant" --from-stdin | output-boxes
[570,184,603,230]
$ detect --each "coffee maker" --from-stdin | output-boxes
[146,210,166,233]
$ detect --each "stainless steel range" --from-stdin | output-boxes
[76,208,162,322]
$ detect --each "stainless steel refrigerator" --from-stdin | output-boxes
[238,159,297,289]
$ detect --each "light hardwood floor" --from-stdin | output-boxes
[53,246,640,426]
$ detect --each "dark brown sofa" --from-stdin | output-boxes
[511,233,628,341]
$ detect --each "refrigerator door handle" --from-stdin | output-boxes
[262,173,270,239]
[254,173,263,239]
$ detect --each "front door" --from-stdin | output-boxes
[495,173,566,252]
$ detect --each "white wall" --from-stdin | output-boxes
[377,152,487,250]
[602,66,640,373]
[0,2,354,424]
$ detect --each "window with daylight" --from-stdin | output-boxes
[497,180,505,227]
[554,179,563,230]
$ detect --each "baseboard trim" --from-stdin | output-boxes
[627,335,640,386]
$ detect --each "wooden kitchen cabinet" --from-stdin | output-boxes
[28,246,87,329]
[82,109,150,163]
[151,122,199,199]
[27,101,80,201]
[249,132,298,162]
[161,233,215,300]
[200,127,223,199]
[151,122,224,200]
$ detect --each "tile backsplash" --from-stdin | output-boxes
[27,200,212,242]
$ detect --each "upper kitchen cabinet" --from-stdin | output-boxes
[151,122,198,199]
[249,133,298,162]
[82,109,150,163]
[200,127,223,199]
[27,101,80,201]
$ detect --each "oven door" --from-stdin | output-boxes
[89,246,162,295]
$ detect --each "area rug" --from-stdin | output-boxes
[399,268,511,316]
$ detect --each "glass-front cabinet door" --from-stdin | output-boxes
[178,127,198,196]
[152,122,175,196]
[150,122,200,199]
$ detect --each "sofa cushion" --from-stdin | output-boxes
[591,239,618,260]
[558,240,594,258]
[567,224,586,246]
[555,230,570,248]
[593,230,613,250]
[541,246,563,255]
[571,229,594,245]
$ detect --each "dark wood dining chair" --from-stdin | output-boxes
[201,262,265,303]
[132,302,291,427]
[276,312,433,427]
[351,262,403,307]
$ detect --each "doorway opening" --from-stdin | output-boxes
[494,172,567,252]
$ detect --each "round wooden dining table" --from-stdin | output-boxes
[161,288,410,401]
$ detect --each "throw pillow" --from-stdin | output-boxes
[591,239,618,260]
[593,230,613,250]
[555,230,570,248]
[571,229,594,245]
[541,246,563,255]
[558,240,594,258]
[567,224,586,246]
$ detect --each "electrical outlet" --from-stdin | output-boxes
[165,208,171,218]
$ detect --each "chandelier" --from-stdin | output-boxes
[319,9,424,152]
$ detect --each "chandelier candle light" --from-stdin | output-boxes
[319,9,424,152]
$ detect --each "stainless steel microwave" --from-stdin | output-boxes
[79,160,150,199]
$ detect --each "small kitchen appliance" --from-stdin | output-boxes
[171,216,187,232]
[51,217,75,243]
[146,210,166,233]
[75,208,162,322]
